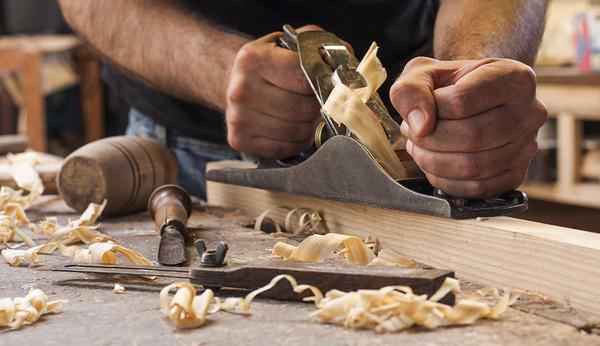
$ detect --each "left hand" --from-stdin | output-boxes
[390,57,548,198]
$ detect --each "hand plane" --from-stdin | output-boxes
[206,25,527,219]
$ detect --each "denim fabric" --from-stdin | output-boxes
[125,108,241,198]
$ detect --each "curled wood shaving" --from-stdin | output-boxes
[1,245,43,267]
[0,186,30,209]
[73,241,154,266]
[0,289,63,330]
[323,42,407,180]
[0,214,35,247]
[273,233,376,265]
[368,249,417,268]
[272,233,415,268]
[160,282,215,328]
[218,274,324,314]
[28,216,59,235]
[323,83,407,180]
[355,42,386,102]
[254,207,323,237]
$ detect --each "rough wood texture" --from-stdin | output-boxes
[1,197,598,344]
[58,136,178,215]
[206,162,600,318]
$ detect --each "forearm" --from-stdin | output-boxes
[434,0,548,65]
[58,0,247,110]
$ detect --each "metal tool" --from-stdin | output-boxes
[47,260,455,304]
[206,26,528,219]
[195,239,228,267]
[148,184,192,266]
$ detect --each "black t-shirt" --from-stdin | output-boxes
[103,0,440,144]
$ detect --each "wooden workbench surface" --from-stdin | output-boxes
[1,197,599,345]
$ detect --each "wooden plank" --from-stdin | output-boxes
[206,162,600,318]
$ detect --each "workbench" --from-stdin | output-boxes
[1,197,598,345]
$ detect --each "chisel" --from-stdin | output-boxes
[148,184,192,266]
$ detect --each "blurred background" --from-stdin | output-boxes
[0,0,599,230]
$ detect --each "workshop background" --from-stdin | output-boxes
[1,0,599,231]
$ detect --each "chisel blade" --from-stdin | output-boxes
[158,226,187,266]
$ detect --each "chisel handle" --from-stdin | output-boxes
[148,184,192,235]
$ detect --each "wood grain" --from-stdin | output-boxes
[206,161,600,318]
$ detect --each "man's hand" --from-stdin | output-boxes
[225,26,323,159]
[390,57,547,198]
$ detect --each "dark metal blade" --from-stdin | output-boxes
[45,263,191,279]
[158,226,187,266]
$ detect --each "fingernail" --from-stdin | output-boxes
[407,109,426,135]
[400,121,409,136]
[405,140,413,155]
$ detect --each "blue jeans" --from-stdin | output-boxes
[125,109,241,198]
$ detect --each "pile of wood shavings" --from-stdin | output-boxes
[1,160,152,267]
[160,274,517,332]
[0,289,63,330]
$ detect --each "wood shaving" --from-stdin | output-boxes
[323,84,407,180]
[73,241,154,266]
[0,215,34,247]
[355,42,386,102]
[1,245,43,267]
[160,282,215,328]
[272,233,415,268]
[0,289,63,330]
[114,283,126,294]
[218,274,323,314]
[160,275,515,333]
[323,42,408,180]
[273,233,376,265]
[254,206,323,237]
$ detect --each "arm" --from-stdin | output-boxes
[58,0,245,110]
[59,0,321,158]
[390,0,549,198]
[434,0,548,64]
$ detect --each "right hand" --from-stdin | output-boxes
[225,26,324,158]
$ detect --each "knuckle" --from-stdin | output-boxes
[532,100,549,127]
[445,91,470,118]
[226,77,252,104]
[226,109,245,128]
[404,56,436,71]
[235,43,261,71]
[226,129,244,152]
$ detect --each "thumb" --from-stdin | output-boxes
[390,57,463,138]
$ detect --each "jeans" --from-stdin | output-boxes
[125,108,241,198]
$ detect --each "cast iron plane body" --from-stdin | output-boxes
[206,136,528,219]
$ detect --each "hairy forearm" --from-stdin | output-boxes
[58,0,247,110]
[434,0,548,65]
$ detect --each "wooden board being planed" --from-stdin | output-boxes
[206,161,600,318]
